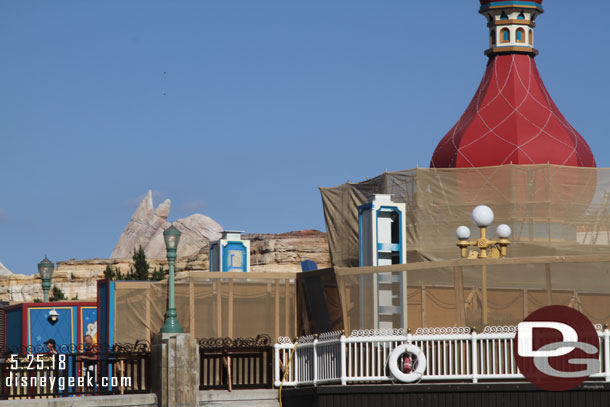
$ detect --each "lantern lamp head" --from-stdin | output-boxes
[37,257,55,281]
[163,224,181,251]
[456,226,471,240]
[471,205,494,227]
[496,224,512,239]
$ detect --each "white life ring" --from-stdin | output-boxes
[388,344,427,382]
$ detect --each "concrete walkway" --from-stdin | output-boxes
[0,394,157,407]
[0,389,279,407]
[199,389,279,407]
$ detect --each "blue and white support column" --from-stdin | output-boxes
[358,194,407,330]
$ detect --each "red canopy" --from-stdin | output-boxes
[430,54,595,168]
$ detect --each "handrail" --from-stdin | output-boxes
[275,326,610,387]
[335,254,610,276]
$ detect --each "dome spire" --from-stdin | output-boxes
[480,1,544,57]
[430,0,595,169]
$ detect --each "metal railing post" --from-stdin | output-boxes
[313,335,318,386]
[471,329,478,383]
[340,334,347,385]
[292,346,300,387]
[604,326,610,382]
[274,344,280,387]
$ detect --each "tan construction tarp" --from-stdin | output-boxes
[321,164,609,267]
[331,255,610,334]
[114,272,297,344]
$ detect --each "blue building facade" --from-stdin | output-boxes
[4,302,97,351]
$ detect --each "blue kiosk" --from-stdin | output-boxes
[209,231,251,272]
[4,301,97,352]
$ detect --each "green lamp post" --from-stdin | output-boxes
[38,257,55,302]
[161,224,183,333]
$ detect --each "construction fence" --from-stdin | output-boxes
[111,253,610,343]
[297,254,610,336]
[113,272,297,344]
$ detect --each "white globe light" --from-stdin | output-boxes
[496,224,512,238]
[471,205,494,227]
[456,226,471,240]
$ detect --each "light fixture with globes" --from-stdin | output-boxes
[456,205,511,258]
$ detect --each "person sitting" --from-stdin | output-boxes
[44,338,58,354]
[79,335,98,393]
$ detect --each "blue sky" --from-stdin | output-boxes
[1,1,609,275]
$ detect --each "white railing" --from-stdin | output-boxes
[274,325,610,387]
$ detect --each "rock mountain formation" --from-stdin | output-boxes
[0,261,11,277]
[111,190,223,259]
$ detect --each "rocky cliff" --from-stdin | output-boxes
[247,230,330,272]
[0,261,11,277]
[0,230,330,303]
[111,190,223,259]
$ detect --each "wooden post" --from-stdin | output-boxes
[145,285,151,341]
[337,275,350,335]
[228,279,234,338]
[189,277,195,335]
[421,285,427,327]
[454,266,466,326]
[293,280,298,338]
[275,279,280,342]
[373,273,379,329]
[401,270,408,331]
[216,279,222,337]
[284,279,290,338]
[545,264,552,305]
[482,265,488,326]
[523,288,528,318]
[546,163,551,245]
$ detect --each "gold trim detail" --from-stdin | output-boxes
[483,5,542,11]
[485,46,539,56]
[488,19,536,28]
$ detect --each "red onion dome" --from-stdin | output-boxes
[430,54,595,168]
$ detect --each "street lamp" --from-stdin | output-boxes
[456,206,512,326]
[456,205,511,258]
[38,257,55,302]
[161,224,183,334]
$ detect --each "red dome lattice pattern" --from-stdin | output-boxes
[430,54,595,168]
